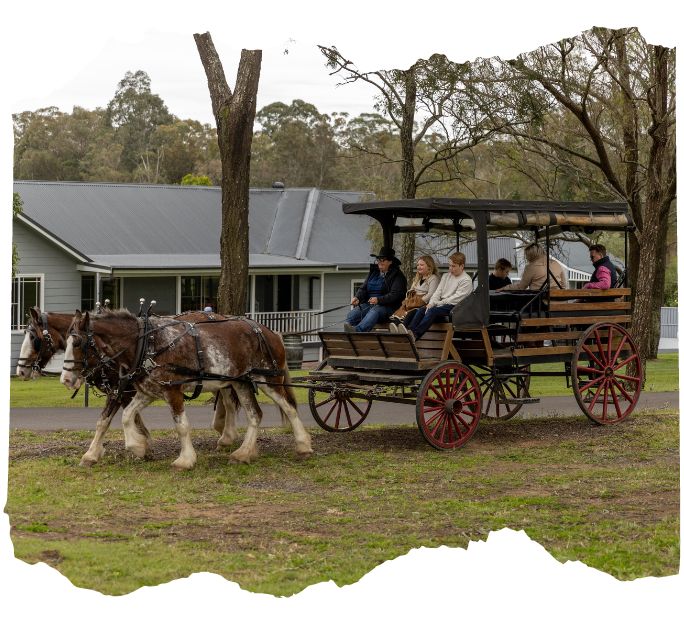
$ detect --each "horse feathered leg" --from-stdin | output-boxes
[216,388,240,448]
[229,382,262,464]
[121,392,154,459]
[257,376,313,458]
[80,399,120,467]
[164,388,197,470]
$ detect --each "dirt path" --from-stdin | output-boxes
[9,391,679,430]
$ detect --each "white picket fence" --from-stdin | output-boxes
[246,310,322,343]
[660,306,678,338]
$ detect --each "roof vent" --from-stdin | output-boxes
[272,181,285,189]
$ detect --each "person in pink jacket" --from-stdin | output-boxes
[583,244,617,289]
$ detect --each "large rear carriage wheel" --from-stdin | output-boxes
[571,322,642,425]
[416,361,482,449]
[308,362,372,432]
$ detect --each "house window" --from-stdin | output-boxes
[81,275,96,311]
[350,278,365,299]
[101,277,121,309]
[180,276,220,312]
[11,274,42,330]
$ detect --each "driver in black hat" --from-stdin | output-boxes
[345,246,408,332]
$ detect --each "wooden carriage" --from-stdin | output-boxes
[304,198,642,449]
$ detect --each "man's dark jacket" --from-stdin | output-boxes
[355,260,407,312]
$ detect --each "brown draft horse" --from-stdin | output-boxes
[16,307,241,466]
[61,309,313,469]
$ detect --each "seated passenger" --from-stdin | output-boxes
[399,252,472,341]
[489,258,513,291]
[498,244,566,291]
[389,255,440,328]
[344,247,408,333]
[583,244,617,290]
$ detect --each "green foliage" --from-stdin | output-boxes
[12,193,22,277]
[180,173,213,186]
[664,259,678,306]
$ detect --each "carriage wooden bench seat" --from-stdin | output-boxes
[318,323,456,372]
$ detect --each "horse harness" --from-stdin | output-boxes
[68,313,285,402]
[17,312,55,373]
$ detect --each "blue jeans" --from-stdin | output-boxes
[407,304,454,340]
[346,303,393,332]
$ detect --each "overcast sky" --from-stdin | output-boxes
[2,1,679,125]
[0,1,680,634]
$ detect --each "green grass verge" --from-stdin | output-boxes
[9,370,312,409]
[6,411,679,596]
[10,355,678,409]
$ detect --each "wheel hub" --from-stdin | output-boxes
[444,399,462,414]
[604,367,614,377]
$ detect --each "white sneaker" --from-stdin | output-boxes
[397,323,409,334]
[389,323,399,333]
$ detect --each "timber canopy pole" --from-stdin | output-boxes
[194,32,261,316]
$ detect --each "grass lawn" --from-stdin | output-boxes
[9,354,679,409]
[6,410,679,596]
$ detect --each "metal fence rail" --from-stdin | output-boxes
[246,310,322,343]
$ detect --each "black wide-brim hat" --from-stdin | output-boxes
[370,247,396,260]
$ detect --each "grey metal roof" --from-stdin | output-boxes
[13,181,374,269]
[90,253,335,269]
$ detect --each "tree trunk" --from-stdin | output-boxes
[398,66,417,278]
[194,33,261,316]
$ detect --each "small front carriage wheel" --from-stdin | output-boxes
[571,322,643,425]
[416,361,482,449]
[473,364,530,421]
[308,362,372,432]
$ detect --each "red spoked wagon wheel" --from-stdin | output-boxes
[473,365,530,421]
[308,364,372,432]
[571,322,643,425]
[416,361,482,449]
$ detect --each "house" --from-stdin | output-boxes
[11,181,379,369]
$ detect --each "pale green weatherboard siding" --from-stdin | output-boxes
[11,219,82,371]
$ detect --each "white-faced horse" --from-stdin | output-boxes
[61,309,313,469]
[17,307,242,466]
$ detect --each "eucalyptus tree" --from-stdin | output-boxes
[319,46,514,276]
[194,32,261,316]
[251,99,341,188]
[106,70,174,176]
[476,27,676,358]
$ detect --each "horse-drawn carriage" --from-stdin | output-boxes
[301,198,642,449]
[17,197,642,465]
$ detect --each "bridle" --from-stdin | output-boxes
[16,312,55,374]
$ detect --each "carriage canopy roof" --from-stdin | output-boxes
[343,198,632,232]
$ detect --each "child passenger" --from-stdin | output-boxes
[489,258,512,291]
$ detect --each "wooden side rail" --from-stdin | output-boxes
[520,315,631,328]
[549,287,631,299]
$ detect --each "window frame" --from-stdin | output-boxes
[11,273,44,332]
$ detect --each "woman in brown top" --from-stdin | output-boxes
[499,244,566,291]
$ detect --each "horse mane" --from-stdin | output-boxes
[91,308,137,320]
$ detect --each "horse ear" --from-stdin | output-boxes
[29,306,40,322]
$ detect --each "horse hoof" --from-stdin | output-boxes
[79,456,97,467]
[126,445,148,460]
[296,450,314,460]
[229,451,256,464]
[171,459,195,470]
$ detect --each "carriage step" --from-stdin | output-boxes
[500,397,540,405]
